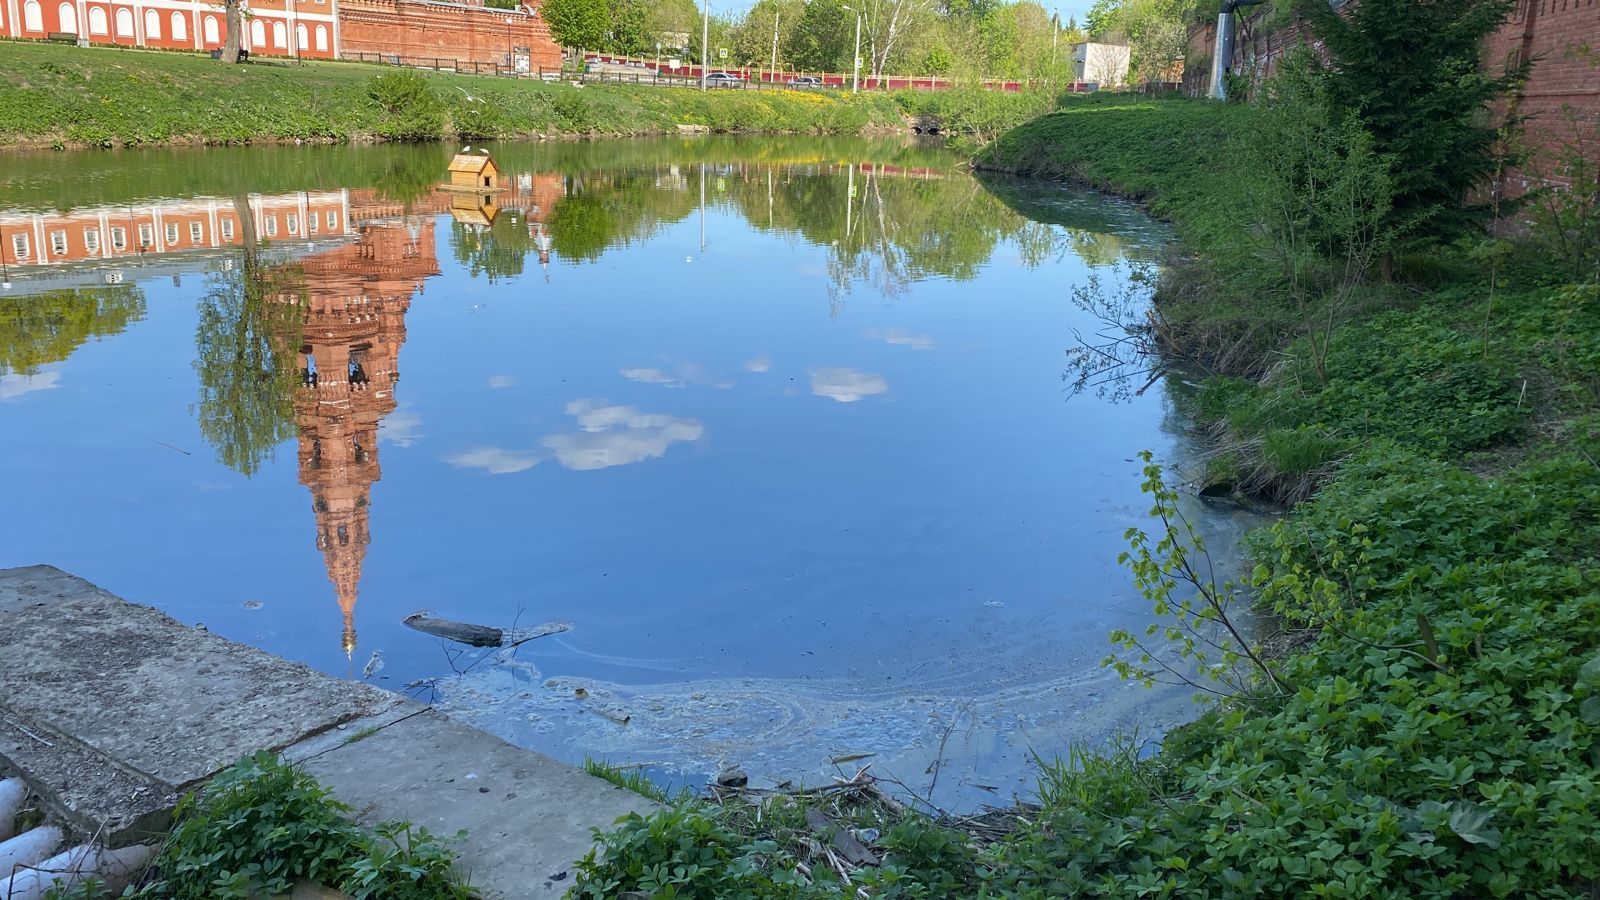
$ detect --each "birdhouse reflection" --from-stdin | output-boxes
[449,192,499,230]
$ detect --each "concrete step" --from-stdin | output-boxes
[0,565,655,896]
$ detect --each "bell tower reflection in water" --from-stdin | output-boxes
[287,215,439,658]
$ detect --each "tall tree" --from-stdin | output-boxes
[1304,0,1521,247]
[219,0,243,64]
[731,0,802,68]
[787,0,854,71]
[544,0,610,51]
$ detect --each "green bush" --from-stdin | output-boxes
[134,752,470,899]
[366,70,445,141]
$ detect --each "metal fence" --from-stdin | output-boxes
[340,49,1098,94]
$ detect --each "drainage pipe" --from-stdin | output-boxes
[1208,0,1267,100]
[0,826,63,878]
[0,779,24,841]
[0,843,157,900]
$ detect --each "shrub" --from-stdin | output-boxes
[132,752,469,899]
[365,70,445,141]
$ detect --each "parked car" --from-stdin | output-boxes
[705,72,744,87]
[788,75,823,87]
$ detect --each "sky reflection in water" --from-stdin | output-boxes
[0,137,1260,809]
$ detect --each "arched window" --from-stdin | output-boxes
[143,8,159,37]
[113,7,131,35]
[271,20,284,46]
[23,0,44,31]
[87,5,106,32]
[314,23,326,50]
[170,10,185,39]
[57,2,76,32]
[295,22,306,52]
[249,18,263,44]
[203,16,218,42]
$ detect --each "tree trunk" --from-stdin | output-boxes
[222,0,242,63]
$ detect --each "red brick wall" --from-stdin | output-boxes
[1484,0,1600,187]
[338,0,560,71]
[1185,0,1599,188]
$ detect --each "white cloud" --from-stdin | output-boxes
[865,328,937,351]
[544,400,704,470]
[446,401,705,475]
[620,367,684,388]
[621,361,725,389]
[808,368,888,403]
[379,406,424,447]
[743,356,771,373]
[0,371,60,401]
[444,446,542,475]
[487,374,517,389]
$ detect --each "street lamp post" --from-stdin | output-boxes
[841,4,860,93]
[700,0,710,91]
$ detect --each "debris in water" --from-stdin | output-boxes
[241,600,263,610]
[403,614,571,648]
[715,767,748,788]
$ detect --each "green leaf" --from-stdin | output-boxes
[1447,801,1501,850]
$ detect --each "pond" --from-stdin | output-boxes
[0,136,1260,810]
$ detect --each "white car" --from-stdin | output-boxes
[704,72,743,87]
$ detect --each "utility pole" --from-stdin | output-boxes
[770,11,779,76]
[841,5,860,93]
[700,0,710,90]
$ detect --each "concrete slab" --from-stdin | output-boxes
[0,565,656,887]
[0,566,401,787]
[298,708,653,899]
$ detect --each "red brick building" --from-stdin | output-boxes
[0,0,559,70]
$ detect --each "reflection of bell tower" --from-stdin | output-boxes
[282,216,439,657]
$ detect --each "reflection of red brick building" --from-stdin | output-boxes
[0,193,350,268]
[280,216,438,655]
[0,0,559,68]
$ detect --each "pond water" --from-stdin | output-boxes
[0,137,1261,810]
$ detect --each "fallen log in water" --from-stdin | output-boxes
[403,614,571,648]
[403,614,503,647]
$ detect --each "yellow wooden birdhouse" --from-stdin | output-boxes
[447,152,499,190]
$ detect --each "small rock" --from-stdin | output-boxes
[548,870,568,882]
[478,786,490,793]
[714,767,748,788]
[854,827,880,844]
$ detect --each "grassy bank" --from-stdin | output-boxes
[0,41,1052,149]
[564,98,1600,896]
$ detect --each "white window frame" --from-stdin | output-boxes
[110,226,126,251]
[84,228,100,253]
[50,230,68,256]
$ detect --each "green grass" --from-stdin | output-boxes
[0,41,1053,148]
[583,757,675,803]
[0,41,903,146]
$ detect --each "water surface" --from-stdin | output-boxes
[0,137,1258,809]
